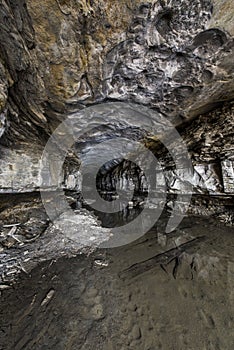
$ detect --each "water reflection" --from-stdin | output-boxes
[82,191,147,228]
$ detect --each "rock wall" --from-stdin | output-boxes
[0,0,233,193]
[159,102,234,194]
[100,102,234,196]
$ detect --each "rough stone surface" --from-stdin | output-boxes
[0,0,233,145]
[0,145,81,193]
[222,159,234,193]
[0,193,111,284]
[98,101,234,196]
[209,0,234,35]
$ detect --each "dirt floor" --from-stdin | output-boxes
[0,214,234,349]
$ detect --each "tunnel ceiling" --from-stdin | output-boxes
[0,0,234,145]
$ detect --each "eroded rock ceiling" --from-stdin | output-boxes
[0,0,234,142]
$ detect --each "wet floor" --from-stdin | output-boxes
[0,214,234,349]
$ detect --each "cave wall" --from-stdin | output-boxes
[97,102,233,196]
[0,0,233,193]
[154,102,234,195]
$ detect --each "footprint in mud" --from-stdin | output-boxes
[198,309,216,328]
[81,286,105,320]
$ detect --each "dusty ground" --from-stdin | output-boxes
[0,215,234,350]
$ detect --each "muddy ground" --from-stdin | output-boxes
[0,214,234,350]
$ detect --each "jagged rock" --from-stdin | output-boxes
[222,159,234,193]
[0,0,233,145]
[0,145,81,193]
[103,1,234,121]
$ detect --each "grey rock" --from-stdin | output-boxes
[222,159,234,193]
